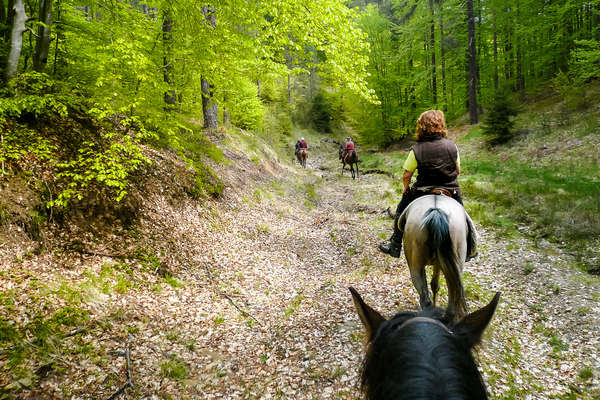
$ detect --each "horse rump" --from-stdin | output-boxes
[421,207,452,258]
[420,207,466,317]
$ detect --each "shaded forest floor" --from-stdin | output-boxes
[1,132,599,399]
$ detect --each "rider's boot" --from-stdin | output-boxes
[465,212,478,262]
[378,232,403,258]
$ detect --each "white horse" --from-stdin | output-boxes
[397,194,477,319]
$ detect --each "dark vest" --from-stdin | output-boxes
[412,137,459,190]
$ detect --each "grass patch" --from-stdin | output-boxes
[284,294,304,318]
[164,274,183,289]
[578,366,594,381]
[461,155,599,272]
[458,126,485,142]
[160,357,188,380]
[359,152,407,178]
[0,306,90,392]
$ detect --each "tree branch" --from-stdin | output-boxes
[106,336,133,400]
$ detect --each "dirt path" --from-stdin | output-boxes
[150,139,599,399]
[3,138,599,399]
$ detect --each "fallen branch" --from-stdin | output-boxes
[106,337,133,400]
[0,326,88,356]
[218,291,263,327]
[202,262,263,327]
[362,169,394,178]
[65,244,128,259]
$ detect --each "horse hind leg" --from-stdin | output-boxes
[409,263,433,310]
[431,266,440,307]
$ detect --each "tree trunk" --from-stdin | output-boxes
[493,11,498,90]
[0,2,6,33]
[429,0,437,105]
[202,78,218,129]
[466,0,478,124]
[515,0,524,91]
[475,0,482,113]
[162,9,176,106]
[52,1,62,76]
[33,0,52,72]
[202,5,218,129]
[287,74,292,103]
[4,0,14,42]
[222,95,230,126]
[440,6,447,110]
[5,0,26,83]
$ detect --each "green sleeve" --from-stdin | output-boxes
[403,150,418,172]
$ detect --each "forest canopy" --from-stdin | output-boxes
[344,0,600,146]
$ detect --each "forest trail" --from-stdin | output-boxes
[3,138,599,399]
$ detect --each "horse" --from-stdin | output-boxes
[350,287,500,400]
[296,148,308,168]
[339,147,359,179]
[397,194,476,319]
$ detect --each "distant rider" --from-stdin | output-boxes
[341,137,355,159]
[378,110,477,260]
[299,137,307,150]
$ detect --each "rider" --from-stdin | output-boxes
[341,137,355,159]
[295,138,307,156]
[299,137,307,150]
[378,110,476,260]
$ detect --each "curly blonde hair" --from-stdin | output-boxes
[415,110,448,140]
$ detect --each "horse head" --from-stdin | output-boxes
[350,287,500,400]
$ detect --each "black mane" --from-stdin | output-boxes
[361,308,488,400]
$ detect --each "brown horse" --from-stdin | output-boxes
[339,147,359,179]
[296,148,308,168]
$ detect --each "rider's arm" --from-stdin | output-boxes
[402,150,417,194]
[402,170,413,194]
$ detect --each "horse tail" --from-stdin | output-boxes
[422,207,467,318]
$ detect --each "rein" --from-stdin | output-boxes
[396,316,453,334]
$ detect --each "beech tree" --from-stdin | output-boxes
[4,0,26,82]
[33,0,52,72]
[1,0,375,129]
[347,0,600,145]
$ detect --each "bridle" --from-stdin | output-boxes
[396,316,453,334]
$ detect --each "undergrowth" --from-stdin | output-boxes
[362,86,600,273]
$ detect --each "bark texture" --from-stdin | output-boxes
[429,0,437,105]
[202,78,218,129]
[33,0,52,72]
[5,0,27,82]
[466,0,478,124]
[201,5,218,129]
[162,10,176,106]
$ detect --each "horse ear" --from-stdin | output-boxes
[453,292,500,347]
[349,287,386,342]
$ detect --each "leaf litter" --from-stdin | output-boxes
[0,139,598,399]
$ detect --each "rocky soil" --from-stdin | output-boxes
[0,136,599,399]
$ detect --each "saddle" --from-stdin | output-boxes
[426,187,453,197]
[341,150,356,162]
